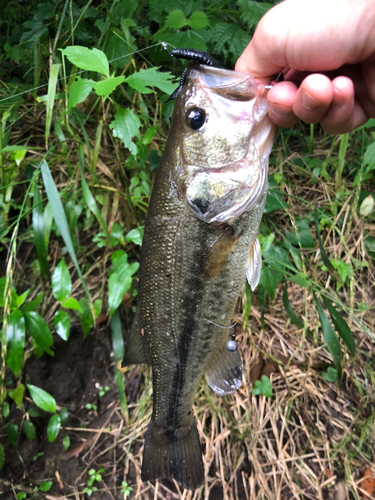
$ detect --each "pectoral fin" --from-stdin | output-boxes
[202,227,240,281]
[122,309,149,366]
[246,237,262,291]
[205,340,242,396]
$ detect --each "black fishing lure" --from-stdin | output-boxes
[170,48,213,66]
[163,44,213,101]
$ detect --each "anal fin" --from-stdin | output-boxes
[122,308,148,367]
[246,237,262,291]
[202,226,240,281]
[205,341,242,396]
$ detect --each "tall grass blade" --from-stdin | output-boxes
[322,297,355,356]
[40,160,93,309]
[314,209,335,273]
[282,282,313,338]
[33,183,50,281]
[313,292,343,380]
[110,309,128,420]
[78,145,111,240]
[45,64,60,148]
[335,133,349,188]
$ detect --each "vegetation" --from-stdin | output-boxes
[1,0,374,498]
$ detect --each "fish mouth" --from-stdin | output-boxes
[189,64,259,101]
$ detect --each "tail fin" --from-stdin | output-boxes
[142,419,204,490]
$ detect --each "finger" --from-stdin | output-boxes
[319,77,365,134]
[292,74,333,124]
[266,81,299,127]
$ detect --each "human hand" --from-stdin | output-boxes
[235,0,375,134]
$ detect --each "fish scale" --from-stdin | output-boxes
[122,63,276,489]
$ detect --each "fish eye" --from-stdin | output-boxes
[187,107,206,130]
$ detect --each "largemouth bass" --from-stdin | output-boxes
[122,64,276,489]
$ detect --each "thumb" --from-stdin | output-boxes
[235,13,287,81]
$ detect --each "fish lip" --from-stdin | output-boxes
[188,64,259,101]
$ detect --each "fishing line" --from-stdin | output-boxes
[0,41,176,105]
[203,318,236,331]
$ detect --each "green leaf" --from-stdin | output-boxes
[33,2,55,21]
[322,297,355,356]
[288,272,311,288]
[45,63,60,147]
[61,46,110,78]
[94,76,126,100]
[63,435,70,450]
[109,107,141,155]
[20,20,48,44]
[40,481,53,492]
[16,289,30,308]
[54,310,70,341]
[52,258,72,301]
[142,125,159,145]
[204,22,249,62]
[238,0,274,28]
[165,9,187,29]
[21,292,44,313]
[17,493,27,500]
[59,407,69,425]
[110,310,128,418]
[47,414,61,442]
[41,160,92,306]
[155,30,207,51]
[321,366,337,383]
[23,420,36,440]
[0,443,4,470]
[259,245,288,301]
[68,77,95,112]
[188,11,209,29]
[9,384,25,410]
[282,283,304,329]
[6,310,25,376]
[125,68,177,95]
[24,311,53,353]
[3,401,10,418]
[108,273,132,316]
[28,408,42,417]
[336,260,353,283]
[125,227,143,246]
[363,142,375,171]
[313,293,343,379]
[359,194,374,216]
[61,297,82,312]
[78,299,94,336]
[285,218,315,248]
[27,384,56,413]
[7,423,18,447]
[252,375,272,398]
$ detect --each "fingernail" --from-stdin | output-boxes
[268,102,290,119]
[300,90,320,111]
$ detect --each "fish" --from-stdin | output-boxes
[122,63,277,490]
